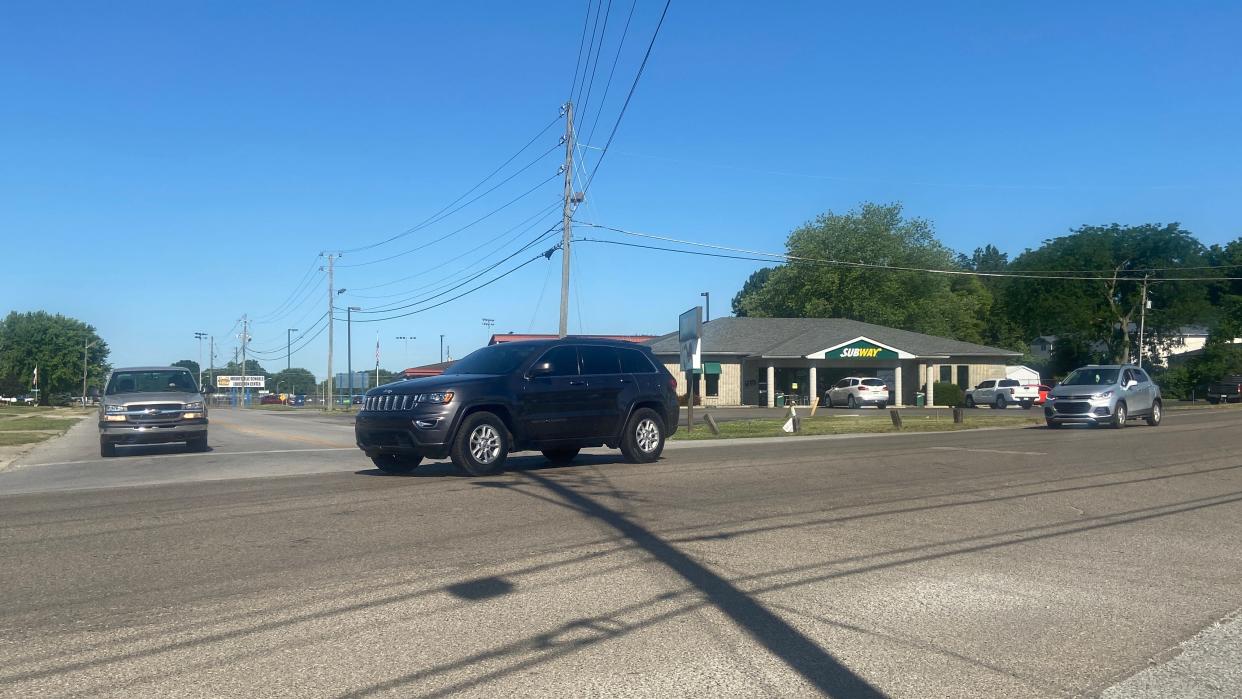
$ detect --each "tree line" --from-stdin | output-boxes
[731,202,1242,396]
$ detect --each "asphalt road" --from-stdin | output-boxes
[1,408,1241,697]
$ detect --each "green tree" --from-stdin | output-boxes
[732,202,993,343]
[1001,223,1212,364]
[0,311,110,402]
[731,267,773,317]
[172,359,200,377]
[269,368,316,394]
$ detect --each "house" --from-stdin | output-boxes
[646,317,1021,407]
[401,360,456,378]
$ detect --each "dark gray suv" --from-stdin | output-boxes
[355,338,680,475]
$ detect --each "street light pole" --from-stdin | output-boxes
[194,331,207,389]
[81,339,97,406]
[440,334,445,363]
[286,328,299,370]
[347,306,361,408]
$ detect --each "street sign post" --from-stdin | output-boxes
[678,306,703,431]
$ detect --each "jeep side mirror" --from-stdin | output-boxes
[528,362,554,378]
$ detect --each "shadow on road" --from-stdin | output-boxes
[109,444,213,458]
[353,453,646,478]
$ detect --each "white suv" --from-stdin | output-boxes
[824,377,890,409]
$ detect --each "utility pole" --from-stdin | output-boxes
[324,253,337,410]
[440,334,445,363]
[286,328,299,370]
[396,336,415,366]
[208,335,215,393]
[1137,275,1150,369]
[558,100,575,338]
[194,331,207,389]
[239,315,250,408]
[82,338,97,406]
[347,306,360,408]
[482,318,495,344]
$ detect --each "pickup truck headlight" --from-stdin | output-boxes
[183,401,204,411]
[412,391,454,405]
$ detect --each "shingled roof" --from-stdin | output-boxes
[645,317,1020,359]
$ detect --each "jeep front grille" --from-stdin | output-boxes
[364,395,413,411]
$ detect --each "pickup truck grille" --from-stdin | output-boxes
[364,395,413,411]
[124,404,186,423]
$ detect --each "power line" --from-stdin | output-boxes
[342,115,561,254]
[338,172,561,268]
[252,256,322,324]
[580,0,673,197]
[568,0,598,100]
[573,0,607,108]
[583,0,638,149]
[346,200,562,295]
[574,228,1242,282]
[576,0,614,121]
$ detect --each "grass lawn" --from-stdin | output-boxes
[0,431,56,447]
[671,412,1044,441]
[0,415,80,432]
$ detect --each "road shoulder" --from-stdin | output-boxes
[1100,608,1242,699]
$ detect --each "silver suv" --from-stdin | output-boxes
[1044,364,1162,429]
[98,367,209,456]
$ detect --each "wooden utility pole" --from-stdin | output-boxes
[325,253,336,411]
[239,315,249,408]
[558,101,575,338]
[1137,275,1150,369]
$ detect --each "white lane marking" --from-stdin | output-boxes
[928,446,1047,456]
[17,447,358,469]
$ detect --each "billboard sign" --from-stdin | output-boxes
[678,306,702,372]
[217,375,266,388]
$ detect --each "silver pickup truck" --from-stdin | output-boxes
[98,366,209,457]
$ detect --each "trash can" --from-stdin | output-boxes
[915,392,926,407]
[776,393,786,407]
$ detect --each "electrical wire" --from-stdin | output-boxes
[252,256,322,323]
[580,0,673,197]
[342,116,561,254]
[350,225,562,314]
[346,200,562,295]
[577,0,613,120]
[248,312,330,357]
[568,0,597,100]
[573,0,607,109]
[338,173,561,268]
[575,235,1242,282]
[348,252,555,324]
[583,0,637,149]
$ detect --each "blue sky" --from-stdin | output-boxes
[3,1,1240,378]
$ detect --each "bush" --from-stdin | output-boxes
[932,382,963,407]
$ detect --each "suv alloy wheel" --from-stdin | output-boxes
[1111,402,1127,429]
[451,411,510,476]
[1145,400,1162,427]
[621,408,665,463]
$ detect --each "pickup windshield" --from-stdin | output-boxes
[106,370,199,395]
[1061,368,1119,386]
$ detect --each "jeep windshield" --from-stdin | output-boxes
[106,370,199,395]
[1060,368,1119,386]
[442,344,539,375]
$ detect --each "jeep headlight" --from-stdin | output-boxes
[183,401,204,411]
[412,391,454,405]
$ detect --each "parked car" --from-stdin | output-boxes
[1206,375,1242,404]
[260,394,284,405]
[964,378,1040,409]
[98,366,209,456]
[354,338,680,476]
[823,377,889,409]
[1044,364,1162,429]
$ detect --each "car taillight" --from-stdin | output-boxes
[858,385,869,391]
[668,376,677,391]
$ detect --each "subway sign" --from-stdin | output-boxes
[830,340,897,360]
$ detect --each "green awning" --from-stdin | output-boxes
[694,362,722,375]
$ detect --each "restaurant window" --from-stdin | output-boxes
[956,365,970,389]
[940,365,953,384]
[706,373,719,397]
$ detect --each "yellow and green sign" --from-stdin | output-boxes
[831,340,897,360]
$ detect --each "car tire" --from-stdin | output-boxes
[994,395,1006,409]
[1045,419,1061,429]
[621,408,665,464]
[1020,401,1033,410]
[877,401,887,409]
[541,448,580,465]
[965,395,975,409]
[1145,400,1162,427]
[824,393,833,408]
[847,395,857,409]
[188,436,209,452]
[371,453,424,474]
[1111,401,1127,429]
[100,440,116,458]
[451,411,510,476]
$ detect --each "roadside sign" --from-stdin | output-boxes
[678,306,702,372]
[217,375,265,388]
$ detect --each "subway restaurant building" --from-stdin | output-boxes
[645,317,1021,407]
